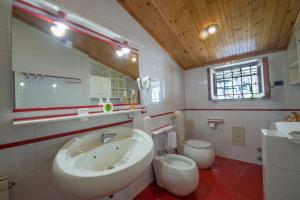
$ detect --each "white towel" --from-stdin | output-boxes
[165,131,177,149]
[275,122,300,144]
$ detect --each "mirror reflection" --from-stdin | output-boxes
[12,6,139,108]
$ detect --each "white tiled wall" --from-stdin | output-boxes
[185,51,300,164]
[0,0,185,200]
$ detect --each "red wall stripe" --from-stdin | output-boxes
[150,112,174,118]
[4,108,300,150]
[0,120,132,150]
[151,124,171,132]
[7,111,172,150]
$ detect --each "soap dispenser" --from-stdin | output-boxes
[103,97,113,113]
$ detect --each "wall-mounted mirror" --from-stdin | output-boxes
[12,2,140,109]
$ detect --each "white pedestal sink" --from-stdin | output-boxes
[52,127,154,199]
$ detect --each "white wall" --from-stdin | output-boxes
[0,1,185,200]
[185,51,300,164]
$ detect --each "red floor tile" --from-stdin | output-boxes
[134,156,263,200]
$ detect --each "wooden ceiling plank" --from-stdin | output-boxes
[252,0,265,52]
[117,0,300,70]
[183,0,214,62]
[223,0,240,56]
[204,0,231,59]
[150,0,208,64]
[259,0,277,51]
[119,0,191,67]
[266,0,290,50]
[276,0,300,48]
[186,0,224,62]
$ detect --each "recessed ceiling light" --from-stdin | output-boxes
[131,56,137,62]
[199,30,209,40]
[116,50,124,57]
[207,24,219,34]
[50,21,69,37]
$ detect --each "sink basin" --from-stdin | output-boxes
[52,127,154,199]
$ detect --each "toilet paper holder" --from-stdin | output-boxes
[207,119,224,129]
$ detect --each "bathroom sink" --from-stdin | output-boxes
[52,127,154,199]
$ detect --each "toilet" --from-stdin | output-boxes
[174,111,215,169]
[183,139,215,169]
[153,154,199,196]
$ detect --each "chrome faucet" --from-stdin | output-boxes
[101,133,117,143]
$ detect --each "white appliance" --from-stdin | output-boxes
[261,122,300,200]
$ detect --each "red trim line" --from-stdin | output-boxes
[184,108,300,111]
[0,120,132,150]
[150,112,174,118]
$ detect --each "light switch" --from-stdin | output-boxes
[232,127,245,146]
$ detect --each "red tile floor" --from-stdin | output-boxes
[135,156,263,200]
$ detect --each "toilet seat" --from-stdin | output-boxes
[184,139,212,149]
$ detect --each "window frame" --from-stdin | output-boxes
[207,57,270,101]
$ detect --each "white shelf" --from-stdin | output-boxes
[13,109,144,126]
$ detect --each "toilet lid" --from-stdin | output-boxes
[184,139,212,149]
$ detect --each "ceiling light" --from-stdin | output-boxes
[121,41,130,54]
[20,82,25,87]
[199,30,209,40]
[131,56,137,62]
[121,47,130,54]
[207,24,219,34]
[116,50,124,57]
[52,83,57,88]
[50,21,69,37]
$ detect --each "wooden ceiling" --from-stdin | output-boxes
[118,0,300,69]
[13,8,139,79]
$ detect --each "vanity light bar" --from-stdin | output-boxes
[13,0,139,53]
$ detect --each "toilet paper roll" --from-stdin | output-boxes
[208,122,216,129]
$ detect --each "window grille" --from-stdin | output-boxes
[209,59,265,100]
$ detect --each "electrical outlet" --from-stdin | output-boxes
[232,127,245,146]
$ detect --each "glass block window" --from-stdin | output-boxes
[209,59,265,100]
